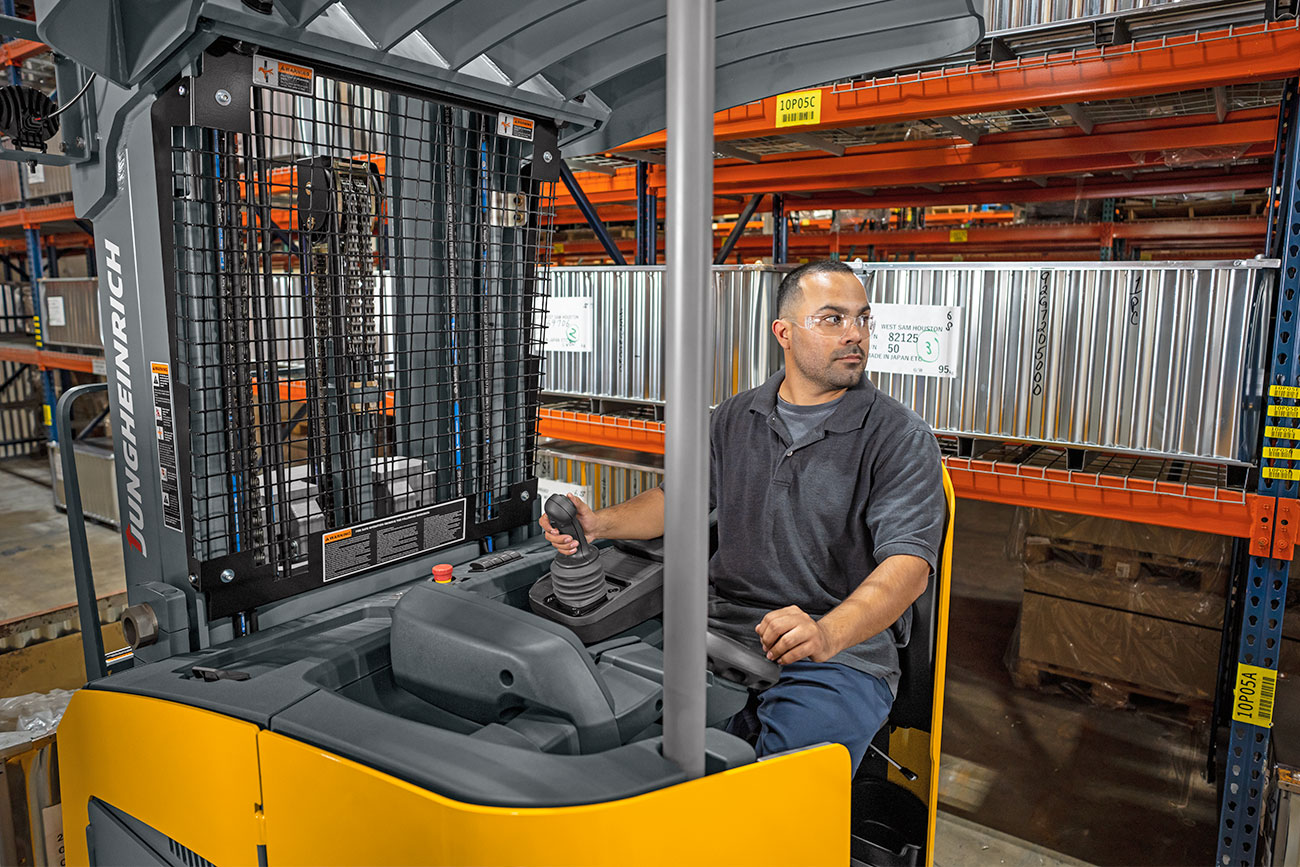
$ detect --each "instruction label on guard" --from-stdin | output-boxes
[865,304,963,378]
[321,498,467,583]
[253,55,314,95]
[1232,663,1277,728]
[150,362,182,532]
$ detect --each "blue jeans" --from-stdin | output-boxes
[725,661,894,774]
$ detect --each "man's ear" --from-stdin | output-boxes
[772,318,792,350]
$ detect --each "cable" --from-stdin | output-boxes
[35,71,95,122]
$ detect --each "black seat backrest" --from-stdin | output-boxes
[887,465,955,733]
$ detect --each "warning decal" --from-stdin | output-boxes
[321,498,467,583]
[497,113,535,142]
[150,362,183,532]
[254,55,315,95]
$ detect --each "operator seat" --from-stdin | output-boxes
[884,463,955,737]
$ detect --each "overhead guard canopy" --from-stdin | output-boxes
[35,0,983,152]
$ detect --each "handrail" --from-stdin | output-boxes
[56,381,109,682]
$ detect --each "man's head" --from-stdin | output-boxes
[773,259,871,393]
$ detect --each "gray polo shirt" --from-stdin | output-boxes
[707,369,945,695]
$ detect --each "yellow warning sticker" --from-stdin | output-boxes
[1270,385,1300,399]
[1268,404,1300,418]
[1263,447,1300,460]
[1263,467,1300,480]
[775,89,822,128]
[322,529,353,544]
[42,404,50,426]
[1266,425,1300,441]
[949,229,968,243]
[150,362,169,375]
[1232,663,1277,728]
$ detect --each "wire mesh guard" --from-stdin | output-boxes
[168,69,553,600]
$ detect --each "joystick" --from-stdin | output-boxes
[543,494,611,612]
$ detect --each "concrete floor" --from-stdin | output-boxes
[0,458,124,622]
[0,457,1224,864]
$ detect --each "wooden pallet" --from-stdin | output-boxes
[1010,653,1213,715]
[1022,535,1226,594]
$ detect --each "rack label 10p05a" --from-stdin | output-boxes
[1232,663,1277,728]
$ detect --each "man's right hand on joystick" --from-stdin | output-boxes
[539,493,599,557]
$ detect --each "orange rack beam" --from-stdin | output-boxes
[537,407,666,455]
[943,456,1267,541]
[0,342,99,373]
[610,20,1300,152]
[536,409,1266,538]
[0,39,45,67]
[0,201,78,231]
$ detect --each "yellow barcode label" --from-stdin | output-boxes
[775,89,822,128]
[1263,467,1300,480]
[949,229,968,243]
[1263,447,1300,460]
[1267,425,1300,441]
[1270,405,1300,417]
[1233,663,1277,728]
[1271,385,1300,399]
[42,404,50,426]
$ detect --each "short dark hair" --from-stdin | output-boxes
[776,259,858,318]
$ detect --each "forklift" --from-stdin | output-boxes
[31,1,981,863]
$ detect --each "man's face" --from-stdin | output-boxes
[774,271,871,391]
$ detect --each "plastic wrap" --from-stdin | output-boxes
[0,689,75,750]
[1006,508,1241,709]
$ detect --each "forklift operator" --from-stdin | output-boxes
[541,259,947,772]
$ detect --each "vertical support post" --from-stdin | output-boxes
[649,188,658,265]
[662,0,713,781]
[25,226,53,440]
[771,193,787,264]
[1097,198,1118,261]
[3,0,54,440]
[1217,76,1300,867]
[635,161,650,265]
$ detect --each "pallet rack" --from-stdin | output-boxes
[538,5,1300,863]
[0,7,100,462]
[556,10,1299,265]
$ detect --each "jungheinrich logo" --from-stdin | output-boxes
[104,239,147,557]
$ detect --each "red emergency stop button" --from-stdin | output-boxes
[432,564,454,583]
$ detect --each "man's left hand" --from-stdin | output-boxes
[756,606,839,665]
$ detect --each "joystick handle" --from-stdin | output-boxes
[544,493,596,565]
